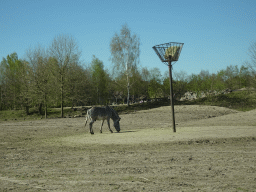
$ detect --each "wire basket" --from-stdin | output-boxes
[152,42,184,65]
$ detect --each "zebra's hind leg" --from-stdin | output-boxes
[100,120,104,133]
[89,120,95,134]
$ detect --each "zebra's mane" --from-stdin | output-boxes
[106,106,119,120]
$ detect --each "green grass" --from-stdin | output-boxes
[0,107,83,121]
[0,109,27,120]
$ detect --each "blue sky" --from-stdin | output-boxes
[1,0,255,77]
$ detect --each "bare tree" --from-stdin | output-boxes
[110,24,140,106]
[48,34,81,117]
[248,41,256,69]
[247,41,256,87]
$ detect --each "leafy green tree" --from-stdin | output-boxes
[212,70,226,91]
[111,68,147,104]
[0,58,6,110]
[129,68,147,102]
[173,70,188,98]
[162,76,170,97]
[18,59,32,115]
[148,68,162,98]
[90,56,109,105]
[108,76,124,104]
[65,61,91,107]
[198,70,211,91]
[140,67,151,97]
[111,73,128,104]
[224,65,239,89]
[187,74,202,92]
[238,65,251,88]
[0,53,24,110]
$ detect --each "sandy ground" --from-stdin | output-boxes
[0,105,256,191]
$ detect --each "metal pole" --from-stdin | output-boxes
[168,56,176,132]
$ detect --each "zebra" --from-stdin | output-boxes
[85,106,121,134]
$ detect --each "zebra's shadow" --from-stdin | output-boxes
[116,130,136,133]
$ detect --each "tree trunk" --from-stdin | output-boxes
[61,74,64,118]
[25,106,29,115]
[127,74,130,106]
[127,84,130,106]
[38,103,42,115]
[44,93,47,119]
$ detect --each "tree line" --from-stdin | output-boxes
[171,41,256,98]
[0,36,89,118]
[1,25,255,118]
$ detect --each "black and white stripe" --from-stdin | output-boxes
[85,106,121,134]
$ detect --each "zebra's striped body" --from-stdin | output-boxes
[85,106,121,134]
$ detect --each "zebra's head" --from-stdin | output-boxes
[107,106,121,132]
[113,117,121,132]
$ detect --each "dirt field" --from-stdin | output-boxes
[1,105,256,191]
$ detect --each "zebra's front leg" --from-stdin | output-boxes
[107,119,113,133]
[89,120,94,134]
[100,120,104,133]
[85,116,88,127]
